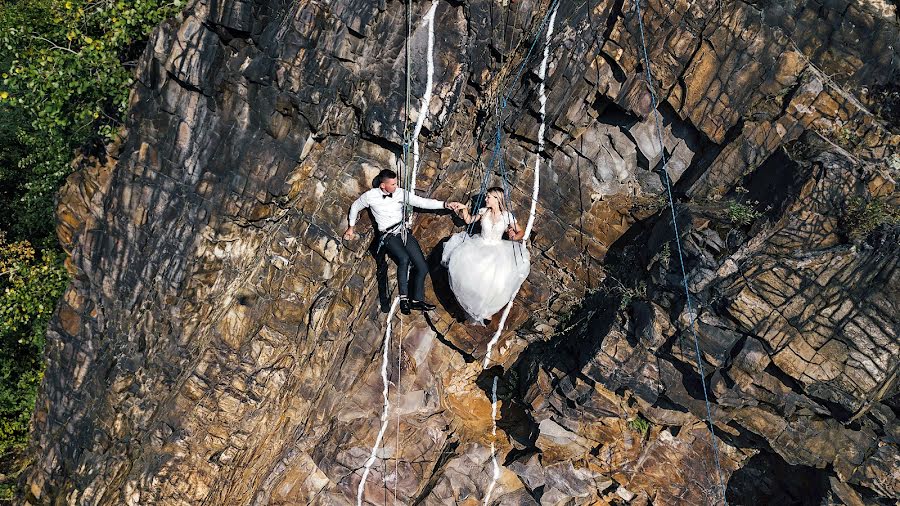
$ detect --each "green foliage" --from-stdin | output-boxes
[725,199,762,226]
[0,236,68,456]
[606,277,646,311]
[834,124,861,148]
[657,241,671,270]
[627,415,651,438]
[0,0,182,242]
[1,0,182,137]
[843,194,900,241]
[0,483,13,500]
[0,0,179,482]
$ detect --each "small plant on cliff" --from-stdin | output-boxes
[599,256,649,312]
[842,194,900,241]
[657,242,671,270]
[725,199,762,226]
[611,278,646,311]
[627,415,651,439]
[834,124,862,149]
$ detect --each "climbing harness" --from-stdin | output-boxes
[374,221,405,256]
[631,0,728,502]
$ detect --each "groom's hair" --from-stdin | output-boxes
[377,169,398,184]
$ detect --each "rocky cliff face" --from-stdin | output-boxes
[25,0,899,504]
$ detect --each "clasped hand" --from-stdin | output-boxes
[343,202,461,242]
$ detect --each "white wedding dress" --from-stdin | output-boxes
[441,209,531,322]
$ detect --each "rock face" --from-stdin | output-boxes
[25,0,899,504]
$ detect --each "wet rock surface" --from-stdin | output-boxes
[26,0,899,504]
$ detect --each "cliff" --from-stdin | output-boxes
[25,0,899,504]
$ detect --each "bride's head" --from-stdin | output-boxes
[485,187,507,212]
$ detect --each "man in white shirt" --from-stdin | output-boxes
[344,169,463,314]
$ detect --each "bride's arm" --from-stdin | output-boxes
[506,214,525,240]
[456,207,481,224]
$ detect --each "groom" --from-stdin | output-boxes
[344,169,462,315]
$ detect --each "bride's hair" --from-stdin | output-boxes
[485,186,507,213]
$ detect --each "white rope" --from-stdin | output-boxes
[357,297,399,506]
[483,377,501,506]
[364,4,438,502]
[481,6,557,504]
[482,286,518,368]
[521,6,556,241]
[408,0,439,227]
[483,4,557,369]
[393,318,403,505]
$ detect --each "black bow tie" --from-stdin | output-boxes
[382,193,393,199]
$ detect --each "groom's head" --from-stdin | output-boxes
[377,169,398,194]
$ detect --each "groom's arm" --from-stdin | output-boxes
[347,193,370,226]
[344,193,370,240]
[406,192,448,210]
[405,191,461,211]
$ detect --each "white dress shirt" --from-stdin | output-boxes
[348,187,446,232]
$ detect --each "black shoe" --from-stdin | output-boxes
[380,301,391,313]
[399,298,411,315]
[409,300,436,311]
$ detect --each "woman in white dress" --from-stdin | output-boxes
[441,187,531,324]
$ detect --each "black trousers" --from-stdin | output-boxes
[373,233,428,304]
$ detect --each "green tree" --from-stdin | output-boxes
[0,236,68,455]
[0,0,181,496]
[1,0,182,244]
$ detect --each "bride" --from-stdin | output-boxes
[441,187,531,324]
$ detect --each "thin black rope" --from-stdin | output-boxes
[465,0,561,237]
[632,0,728,502]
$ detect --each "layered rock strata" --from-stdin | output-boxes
[27,0,899,504]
